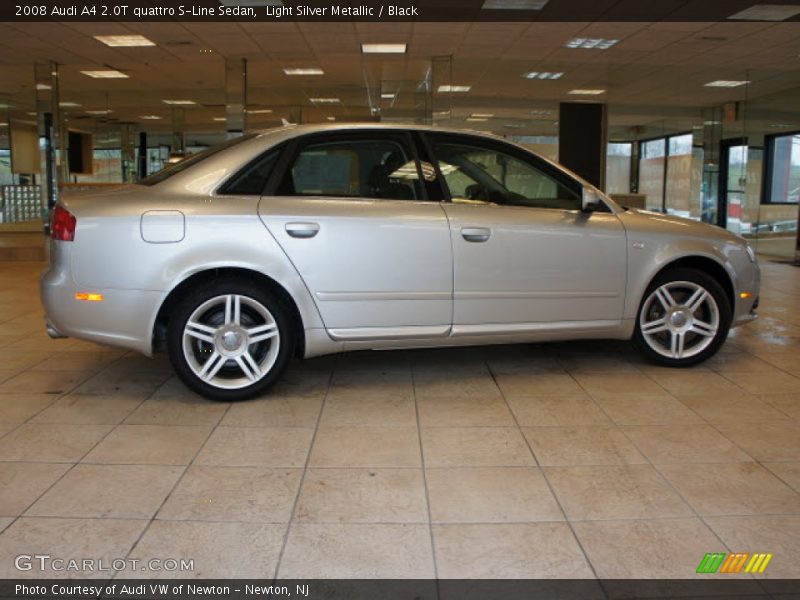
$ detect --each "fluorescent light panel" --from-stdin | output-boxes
[81,70,129,78]
[361,43,407,54]
[59,102,81,107]
[466,117,488,122]
[470,113,494,118]
[309,97,340,104]
[139,115,162,120]
[523,71,563,80]
[705,80,749,87]
[247,109,273,114]
[162,99,196,105]
[283,68,324,75]
[36,83,51,90]
[438,85,471,93]
[565,38,618,49]
[381,93,396,99]
[568,89,606,95]
[94,35,155,47]
[482,0,549,9]
[86,110,112,114]
[728,4,800,21]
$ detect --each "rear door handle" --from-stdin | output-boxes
[285,222,320,239]
[461,227,491,243]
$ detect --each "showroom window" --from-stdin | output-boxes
[638,133,699,217]
[606,142,632,195]
[765,132,800,204]
[284,139,421,200]
[430,138,581,210]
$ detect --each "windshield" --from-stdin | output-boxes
[139,134,257,186]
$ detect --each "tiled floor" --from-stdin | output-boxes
[0,259,799,580]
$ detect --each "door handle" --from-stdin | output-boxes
[461,227,491,243]
[285,222,320,239]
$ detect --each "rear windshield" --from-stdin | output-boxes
[139,134,257,186]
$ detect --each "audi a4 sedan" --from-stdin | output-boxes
[41,124,760,401]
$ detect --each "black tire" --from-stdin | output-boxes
[166,277,295,401]
[633,267,731,367]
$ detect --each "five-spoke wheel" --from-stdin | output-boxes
[168,278,293,401]
[634,268,731,367]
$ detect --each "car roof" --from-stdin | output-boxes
[252,122,510,143]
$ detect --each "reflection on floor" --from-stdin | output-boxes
[0,259,798,579]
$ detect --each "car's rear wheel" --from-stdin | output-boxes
[634,268,731,367]
[167,278,294,401]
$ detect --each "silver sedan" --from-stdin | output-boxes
[41,124,760,401]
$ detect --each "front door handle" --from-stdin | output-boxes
[461,227,491,243]
[285,222,320,239]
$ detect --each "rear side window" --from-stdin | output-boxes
[218,147,281,195]
[280,138,422,200]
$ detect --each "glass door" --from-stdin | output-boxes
[719,138,748,234]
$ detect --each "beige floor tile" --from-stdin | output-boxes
[319,395,416,428]
[71,368,171,399]
[108,352,173,373]
[522,426,646,466]
[83,424,210,465]
[221,396,322,428]
[427,467,563,523]
[0,423,111,462]
[0,462,70,516]
[158,466,301,523]
[764,462,800,493]
[640,371,742,397]
[556,353,640,374]
[595,394,703,426]
[31,350,123,372]
[573,518,725,579]
[0,424,14,437]
[623,424,754,464]
[0,394,58,424]
[725,371,800,395]
[572,373,666,399]
[26,464,183,519]
[331,370,413,398]
[123,395,228,426]
[0,517,12,533]
[0,371,18,384]
[414,372,501,400]
[761,393,800,420]
[31,393,143,425]
[127,521,285,578]
[0,369,92,396]
[705,516,800,578]
[486,355,565,374]
[545,465,692,520]
[705,352,783,374]
[678,393,791,424]
[506,395,611,427]
[494,373,584,397]
[0,517,147,578]
[716,422,800,461]
[422,427,534,468]
[335,350,413,372]
[195,426,313,467]
[279,523,434,578]
[433,523,594,578]
[658,463,800,516]
[417,396,515,427]
[295,468,428,523]
[310,426,420,468]
[0,349,52,371]
[268,369,331,398]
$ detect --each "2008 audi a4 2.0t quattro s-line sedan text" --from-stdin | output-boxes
[40,124,760,401]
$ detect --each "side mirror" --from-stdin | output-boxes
[582,187,601,212]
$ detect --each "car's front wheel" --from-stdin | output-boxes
[167,278,294,401]
[633,268,731,367]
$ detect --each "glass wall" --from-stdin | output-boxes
[606,142,631,195]
[639,139,666,211]
[766,133,800,204]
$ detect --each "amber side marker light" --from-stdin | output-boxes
[75,292,104,302]
[740,292,752,299]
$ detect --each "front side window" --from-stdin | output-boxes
[281,138,421,200]
[430,137,581,210]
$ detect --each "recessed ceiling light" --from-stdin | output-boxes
[482,0,549,9]
[504,123,526,128]
[94,35,156,47]
[309,97,340,104]
[81,70,129,79]
[470,113,494,118]
[466,117,489,122]
[162,99,196,105]
[704,120,721,125]
[86,110,112,115]
[770,123,795,128]
[381,93,396,99]
[361,43,407,54]
[530,109,553,115]
[139,115,163,120]
[59,102,81,107]
[728,4,800,21]
[213,117,226,122]
[438,85,471,93]
[283,68,324,76]
[247,109,273,114]
[705,80,750,87]
[565,38,619,50]
[523,71,564,80]
[568,89,606,95]
[35,83,51,90]
[326,116,336,121]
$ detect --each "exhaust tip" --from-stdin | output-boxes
[45,319,66,339]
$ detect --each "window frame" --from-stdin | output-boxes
[215,142,288,196]
[636,130,697,213]
[266,130,430,202]
[763,129,800,206]
[421,131,585,211]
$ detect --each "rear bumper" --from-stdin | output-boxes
[40,265,162,356]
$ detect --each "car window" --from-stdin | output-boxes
[218,147,281,195]
[432,139,581,210]
[282,139,422,200]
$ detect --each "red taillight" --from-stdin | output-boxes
[51,205,76,242]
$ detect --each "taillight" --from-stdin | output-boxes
[52,205,76,242]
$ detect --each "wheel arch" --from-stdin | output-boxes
[646,255,735,312]
[152,267,305,358]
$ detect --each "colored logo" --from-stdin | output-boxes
[696,552,773,574]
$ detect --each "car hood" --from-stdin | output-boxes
[618,207,744,245]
